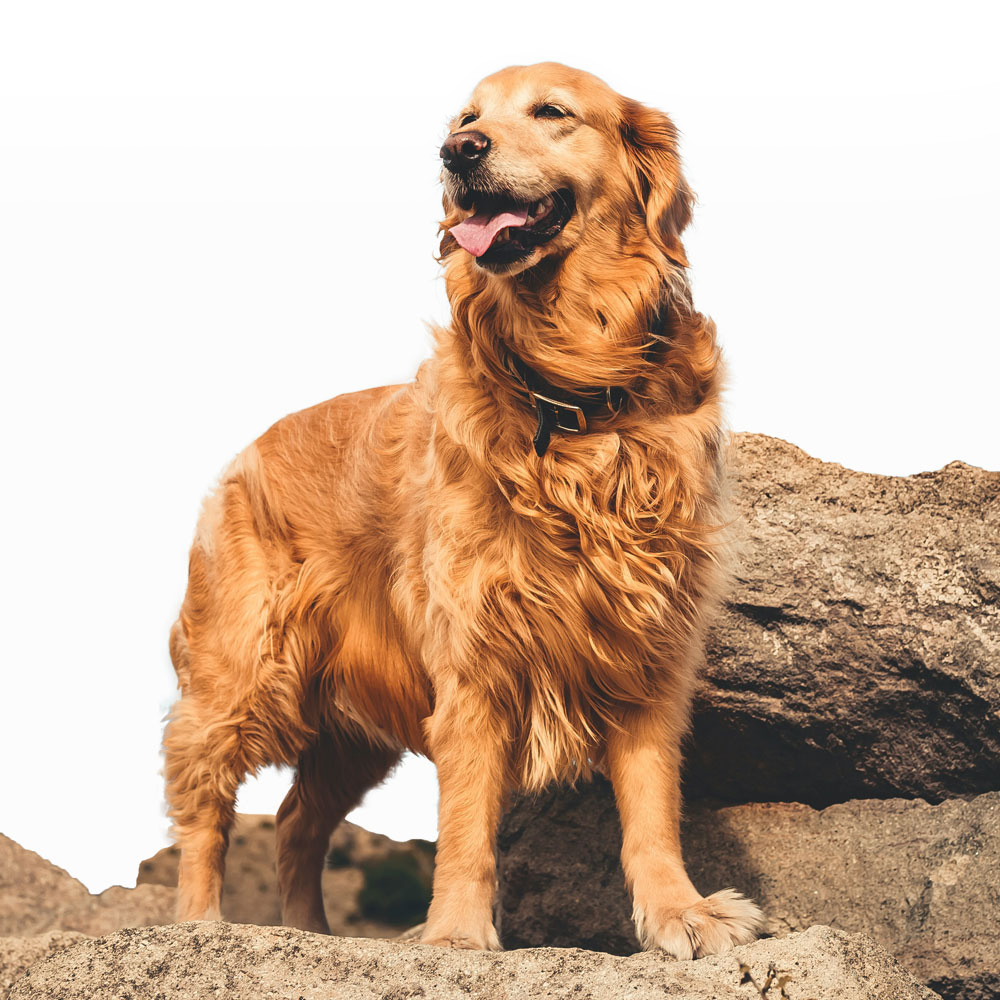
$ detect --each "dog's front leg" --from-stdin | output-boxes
[421,679,506,951]
[606,704,763,959]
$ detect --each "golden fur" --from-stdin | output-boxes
[164,62,763,957]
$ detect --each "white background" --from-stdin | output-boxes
[1,1,997,893]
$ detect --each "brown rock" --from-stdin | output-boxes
[498,778,1000,1000]
[689,434,999,806]
[0,932,86,999]
[0,835,174,938]
[137,813,433,936]
[7,921,938,1000]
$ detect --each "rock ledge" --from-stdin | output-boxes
[7,921,938,1000]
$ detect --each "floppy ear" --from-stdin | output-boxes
[619,98,694,267]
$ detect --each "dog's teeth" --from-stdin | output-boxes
[527,198,552,225]
[528,196,553,224]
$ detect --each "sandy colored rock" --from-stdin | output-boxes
[689,434,999,806]
[0,818,432,994]
[0,835,174,938]
[0,932,86,999]
[7,921,938,1000]
[137,813,433,936]
[499,779,999,1000]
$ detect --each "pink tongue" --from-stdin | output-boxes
[450,206,530,257]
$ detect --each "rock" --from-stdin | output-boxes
[0,932,86,999]
[0,819,432,994]
[690,434,999,806]
[137,814,434,935]
[498,778,999,1000]
[6,921,938,1000]
[0,835,174,938]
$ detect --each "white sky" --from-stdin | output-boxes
[1,1,997,893]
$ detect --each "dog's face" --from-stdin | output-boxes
[440,62,692,278]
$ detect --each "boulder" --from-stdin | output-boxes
[0,932,85,999]
[498,779,1000,1000]
[137,814,434,935]
[0,835,174,938]
[691,434,999,806]
[6,921,938,1000]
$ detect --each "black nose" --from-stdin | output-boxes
[440,130,491,173]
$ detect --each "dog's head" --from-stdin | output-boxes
[440,62,693,278]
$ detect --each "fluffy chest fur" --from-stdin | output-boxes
[410,362,728,788]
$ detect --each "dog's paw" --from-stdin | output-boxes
[635,888,763,960]
[419,926,502,951]
[420,931,503,951]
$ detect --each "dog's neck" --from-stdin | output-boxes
[446,242,705,390]
[447,261,665,387]
[432,238,721,466]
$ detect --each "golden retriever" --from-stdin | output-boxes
[164,61,763,958]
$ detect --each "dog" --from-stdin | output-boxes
[164,61,763,959]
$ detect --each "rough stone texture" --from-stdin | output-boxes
[0,835,174,938]
[690,434,999,806]
[498,779,999,1000]
[7,921,938,1000]
[0,932,86,999]
[137,813,433,935]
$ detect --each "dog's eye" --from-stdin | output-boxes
[535,104,570,119]
[459,113,478,127]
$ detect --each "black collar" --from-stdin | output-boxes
[505,307,671,457]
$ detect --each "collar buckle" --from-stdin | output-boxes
[528,391,588,434]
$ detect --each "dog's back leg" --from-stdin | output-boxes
[164,461,319,922]
[276,728,401,932]
[163,674,248,921]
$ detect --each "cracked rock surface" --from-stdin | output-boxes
[498,780,1000,1000]
[688,434,999,807]
[6,922,938,1000]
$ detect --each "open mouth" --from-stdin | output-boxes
[449,189,575,266]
